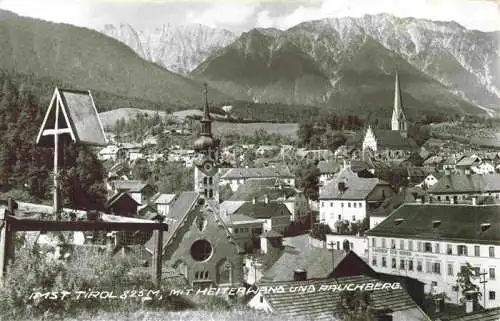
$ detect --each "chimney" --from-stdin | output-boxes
[252,197,256,204]
[338,182,346,194]
[450,197,455,204]
[472,197,477,206]
[264,195,269,204]
[293,269,307,281]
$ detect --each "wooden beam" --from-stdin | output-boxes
[152,229,163,287]
[5,216,168,232]
[42,128,72,136]
[0,210,15,281]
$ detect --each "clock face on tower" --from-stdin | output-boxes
[201,160,217,176]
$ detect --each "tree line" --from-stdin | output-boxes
[0,78,107,210]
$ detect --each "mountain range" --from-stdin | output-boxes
[103,14,499,116]
[0,10,229,111]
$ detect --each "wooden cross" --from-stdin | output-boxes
[40,99,71,215]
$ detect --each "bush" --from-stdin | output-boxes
[0,243,178,320]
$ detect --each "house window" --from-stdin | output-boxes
[473,267,480,277]
[372,256,377,266]
[400,240,405,250]
[489,246,495,258]
[490,268,496,280]
[353,203,357,208]
[475,246,480,257]
[426,262,432,273]
[348,203,351,208]
[382,257,387,267]
[408,240,413,251]
[400,259,405,270]
[433,263,441,275]
[372,238,376,247]
[381,238,386,248]
[341,203,344,208]
[208,189,213,198]
[321,202,324,208]
[432,281,438,287]
[392,258,397,269]
[208,177,213,185]
[435,243,440,254]
[359,202,363,207]
[424,242,432,253]
[234,228,239,234]
[391,239,396,249]
[260,296,264,303]
[448,264,454,276]
[408,260,414,271]
[489,291,496,300]
[352,216,356,221]
[457,245,468,256]
[417,260,423,272]
[203,177,208,185]
[417,242,422,252]
[447,244,452,255]
[330,202,333,207]
[338,215,342,220]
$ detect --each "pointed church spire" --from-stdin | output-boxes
[200,82,213,137]
[203,82,211,123]
[391,69,407,132]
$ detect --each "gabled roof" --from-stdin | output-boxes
[105,192,139,209]
[221,166,293,179]
[367,203,500,244]
[371,188,419,218]
[429,173,500,194]
[144,191,199,253]
[153,193,177,204]
[228,178,299,202]
[319,167,389,200]
[260,235,345,283]
[317,160,344,174]
[36,87,107,147]
[371,129,417,150]
[232,202,292,219]
[456,155,481,167]
[112,180,151,193]
[257,275,428,320]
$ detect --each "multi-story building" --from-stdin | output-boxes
[220,166,295,192]
[427,173,500,203]
[319,167,394,230]
[367,203,500,309]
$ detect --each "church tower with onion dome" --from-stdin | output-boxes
[193,83,220,201]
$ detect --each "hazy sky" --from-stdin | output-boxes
[0,0,498,34]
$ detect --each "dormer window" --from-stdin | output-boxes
[432,220,442,229]
[481,223,491,232]
[394,218,404,225]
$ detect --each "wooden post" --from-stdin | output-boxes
[53,100,61,215]
[152,224,163,287]
[0,210,14,282]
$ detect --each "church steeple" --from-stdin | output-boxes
[200,82,213,137]
[391,69,407,134]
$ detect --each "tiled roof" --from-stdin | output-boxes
[349,160,374,172]
[219,201,245,216]
[456,155,481,167]
[113,180,150,193]
[144,191,199,253]
[319,167,389,200]
[429,173,500,194]
[422,156,443,166]
[105,192,139,209]
[372,129,417,150]
[258,275,427,320]
[367,203,500,244]
[406,167,436,178]
[223,213,260,224]
[153,193,177,204]
[232,202,292,219]
[440,307,500,321]
[317,160,344,174]
[221,166,293,179]
[371,188,419,218]
[228,178,299,202]
[260,230,283,238]
[261,235,345,283]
